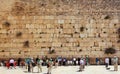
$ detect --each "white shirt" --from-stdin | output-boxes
[73,58,76,61]
[80,59,84,65]
[9,59,14,63]
[105,58,109,64]
[113,57,118,64]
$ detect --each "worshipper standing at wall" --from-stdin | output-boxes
[28,61,31,72]
[73,57,76,65]
[17,58,21,67]
[14,61,17,68]
[99,58,103,65]
[83,58,86,69]
[79,58,85,71]
[96,57,100,65]
[47,59,53,74]
[67,58,70,66]
[85,56,89,66]
[20,59,25,68]
[36,55,39,64]
[0,61,3,66]
[76,58,78,65]
[36,56,42,73]
[25,57,30,69]
[56,56,59,66]
[70,58,73,65]
[25,58,27,69]
[63,58,66,66]
[0,60,4,67]
[27,57,36,73]
[109,57,112,65]
[78,57,80,65]
[26,57,31,72]
[112,56,118,71]
[105,57,109,69]
[31,57,36,73]
[42,56,48,66]
[58,56,62,66]
[6,60,10,69]
[54,59,58,68]
[9,58,16,69]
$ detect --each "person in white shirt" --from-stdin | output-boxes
[105,57,109,69]
[73,57,76,65]
[9,59,15,69]
[79,58,85,71]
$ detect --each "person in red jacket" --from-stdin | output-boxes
[6,61,10,69]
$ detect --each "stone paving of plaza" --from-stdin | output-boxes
[0,65,120,74]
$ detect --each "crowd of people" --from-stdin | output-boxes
[0,56,119,74]
[23,56,89,73]
[105,56,119,71]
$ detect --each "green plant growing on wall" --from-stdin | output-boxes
[60,24,63,28]
[3,21,11,27]
[104,15,110,19]
[48,47,55,54]
[117,28,120,34]
[19,51,21,54]
[118,35,120,38]
[104,47,116,54]
[80,26,85,32]
[79,49,82,52]
[23,40,29,47]
[117,40,120,43]
[16,32,22,37]
[1,50,5,52]
[100,49,102,51]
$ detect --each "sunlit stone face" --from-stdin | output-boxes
[0,0,120,60]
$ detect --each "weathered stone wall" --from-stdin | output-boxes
[0,0,120,58]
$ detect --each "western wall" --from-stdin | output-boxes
[0,0,120,60]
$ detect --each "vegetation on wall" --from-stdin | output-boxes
[79,49,82,52]
[104,15,110,19]
[117,40,120,43]
[16,32,22,37]
[23,40,29,47]
[104,47,116,54]
[60,24,63,29]
[48,47,55,54]
[1,50,5,52]
[3,21,11,27]
[80,26,85,32]
[117,28,120,34]
[18,51,21,54]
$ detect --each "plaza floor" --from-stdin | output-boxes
[0,65,120,74]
